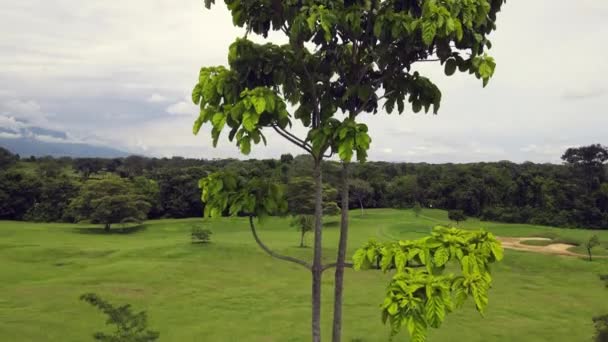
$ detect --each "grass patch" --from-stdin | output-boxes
[0,209,607,341]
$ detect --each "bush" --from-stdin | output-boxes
[80,293,159,341]
[447,210,466,224]
[191,224,212,244]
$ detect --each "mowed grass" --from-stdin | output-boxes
[1,209,607,341]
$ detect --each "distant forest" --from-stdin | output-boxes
[1,144,607,229]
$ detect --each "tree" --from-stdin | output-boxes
[193,0,506,340]
[291,214,314,247]
[388,175,420,208]
[191,224,213,244]
[448,209,466,225]
[594,314,608,342]
[586,235,600,262]
[354,226,503,341]
[349,178,372,215]
[67,175,151,232]
[80,293,159,342]
[286,177,340,247]
[562,144,608,191]
[413,202,422,217]
[25,176,79,222]
[594,274,608,342]
[151,167,207,218]
[0,170,42,220]
[0,147,17,169]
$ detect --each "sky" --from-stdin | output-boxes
[1,0,607,163]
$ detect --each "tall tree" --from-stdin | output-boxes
[67,175,151,231]
[562,144,608,190]
[349,178,372,215]
[193,0,505,340]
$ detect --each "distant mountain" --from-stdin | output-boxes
[0,137,129,158]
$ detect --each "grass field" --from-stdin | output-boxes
[1,209,607,341]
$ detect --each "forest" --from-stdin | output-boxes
[1,144,606,230]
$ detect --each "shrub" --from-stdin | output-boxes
[447,210,466,225]
[80,293,159,341]
[191,224,212,244]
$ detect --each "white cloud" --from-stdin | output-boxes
[0,115,26,131]
[3,99,41,114]
[146,93,168,103]
[0,132,21,139]
[166,101,196,116]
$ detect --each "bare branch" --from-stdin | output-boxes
[271,124,313,154]
[249,216,312,270]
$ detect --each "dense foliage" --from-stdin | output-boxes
[1,145,607,229]
[66,175,153,231]
[353,226,503,341]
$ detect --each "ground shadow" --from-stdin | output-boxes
[73,224,147,235]
[323,220,339,228]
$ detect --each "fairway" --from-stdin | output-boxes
[1,209,607,341]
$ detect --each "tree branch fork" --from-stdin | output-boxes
[249,216,354,273]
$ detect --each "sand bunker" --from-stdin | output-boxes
[497,237,582,257]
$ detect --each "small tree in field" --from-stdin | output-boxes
[448,210,466,226]
[80,293,159,342]
[67,175,151,232]
[586,235,600,262]
[191,224,213,244]
[193,0,506,340]
[286,177,340,247]
[291,214,314,247]
[413,202,423,218]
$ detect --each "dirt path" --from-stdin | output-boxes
[497,237,585,257]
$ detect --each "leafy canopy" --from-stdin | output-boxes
[67,175,152,229]
[199,171,287,218]
[193,0,506,163]
[353,225,503,341]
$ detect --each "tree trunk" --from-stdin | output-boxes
[359,198,364,216]
[312,158,323,342]
[332,163,349,342]
[588,248,592,262]
[104,223,111,232]
[300,229,306,248]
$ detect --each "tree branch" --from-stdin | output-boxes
[271,124,313,154]
[249,216,312,270]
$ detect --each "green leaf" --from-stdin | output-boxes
[387,302,399,315]
[433,247,449,267]
[192,84,202,104]
[421,22,436,46]
[444,59,457,76]
[193,116,204,135]
[252,97,266,114]
[242,112,259,132]
[240,137,251,155]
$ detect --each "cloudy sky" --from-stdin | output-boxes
[1,1,607,163]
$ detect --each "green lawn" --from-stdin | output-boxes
[1,209,607,341]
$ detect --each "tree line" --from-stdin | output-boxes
[0,144,607,229]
